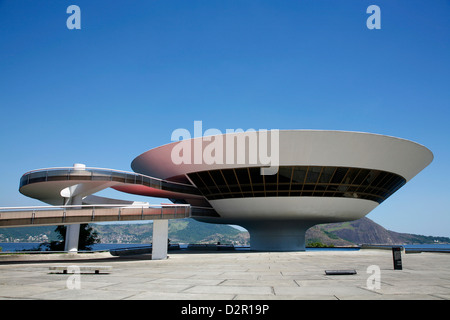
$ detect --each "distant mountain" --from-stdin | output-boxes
[311,217,450,246]
[91,219,249,245]
[167,219,249,245]
[1,217,449,247]
[0,225,59,243]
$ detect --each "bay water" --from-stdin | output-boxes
[1,242,450,253]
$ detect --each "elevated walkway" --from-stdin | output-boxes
[0,204,215,260]
[3,164,217,259]
[17,165,218,219]
[19,165,203,203]
[0,204,217,228]
[0,204,190,228]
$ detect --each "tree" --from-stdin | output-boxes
[39,224,100,251]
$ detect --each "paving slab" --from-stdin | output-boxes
[0,249,448,300]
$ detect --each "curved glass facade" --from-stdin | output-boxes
[187,166,406,204]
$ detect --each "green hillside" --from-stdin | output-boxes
[0,226,60,243]
[91,219,249,245]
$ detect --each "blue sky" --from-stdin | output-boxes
[0,1,449,237]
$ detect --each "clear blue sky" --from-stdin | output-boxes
[0,1,449,237]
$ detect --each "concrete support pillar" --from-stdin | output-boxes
[64,166,83,253]
[64,195,82,253]
[243,220,314,252]
[152,220,169,260]
[64,224,81,253]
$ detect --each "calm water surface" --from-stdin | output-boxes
[1,242,449,253]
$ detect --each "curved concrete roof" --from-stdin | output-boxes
[131,130,433,182]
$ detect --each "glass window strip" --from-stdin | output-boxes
[314,167,325,193]
[331,167,350,197]
[288,167,294,196]
[233,168,244,197]
[195,172,213,195]
[207,171,222,197]
[219,169,232,194]
[187,166,406,205]
[247,167,255,197]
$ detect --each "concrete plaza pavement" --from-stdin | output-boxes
[0,249,449,300]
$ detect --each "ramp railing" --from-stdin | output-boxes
[0,204,191,228]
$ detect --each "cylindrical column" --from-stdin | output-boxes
[64,223,80,253]
[152,219,169,260]
[243,220,313,251]
[64,165,83,253]
[64,192,82,252]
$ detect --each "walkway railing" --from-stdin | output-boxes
[0,204,191,228]
[19,167,201,196]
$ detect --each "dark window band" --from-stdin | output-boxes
[187,166,406,204]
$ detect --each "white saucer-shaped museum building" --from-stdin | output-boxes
[130,130,433,251]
